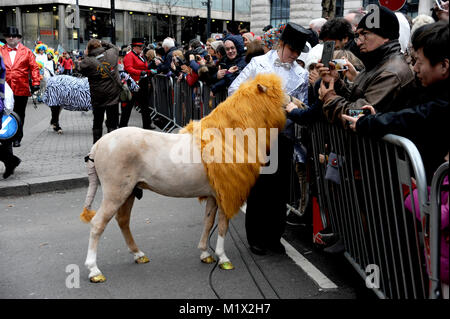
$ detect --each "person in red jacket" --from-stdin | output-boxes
[61,52,74,75]
[120,38,155,129]
[0,26,40,147]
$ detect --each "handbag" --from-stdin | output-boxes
[325,152,342,185]
[94,55,133,102]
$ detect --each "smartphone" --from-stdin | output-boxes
[331,59,348,72]
[321,41,335,68]
[346,108,371,118]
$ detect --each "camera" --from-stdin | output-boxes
[346,108,371,118]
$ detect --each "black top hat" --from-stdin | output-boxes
[279,22,309,53]
[131,37,145,47]
[3,26,22,38]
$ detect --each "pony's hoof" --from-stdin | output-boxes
[135,256,150,264]
[90,274,106,283]
[219,261,234,270]
[201,256,216,264]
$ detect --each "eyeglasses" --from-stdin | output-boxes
[6,35,19,38]
[354,30,372,42]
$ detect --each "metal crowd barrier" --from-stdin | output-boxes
[149,75,227,132]
[306,120,430,299]
[429,161,449,299]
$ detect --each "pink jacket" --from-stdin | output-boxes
[405,175,449,284]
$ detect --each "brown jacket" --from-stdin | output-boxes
[323,41,415,124]
[80,42,120,107]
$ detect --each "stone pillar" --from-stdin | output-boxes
[58,5,66,49]
[176,16,182,44]
[418,0,433,15]
[123,11,131,46]
[250,0,271,37]
[15,7,22,35]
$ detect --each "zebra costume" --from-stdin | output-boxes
[42,75,92,111]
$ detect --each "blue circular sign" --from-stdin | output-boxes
[0,113,19,141]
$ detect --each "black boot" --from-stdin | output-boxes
[93,128,103,144]
[3,155,21,179]
[107,127,116,133]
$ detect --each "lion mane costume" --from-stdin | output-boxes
[181,73,287,219]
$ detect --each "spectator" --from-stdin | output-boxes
[431,0,449,22]
[61,51,74,75]
[396,12,412,53]
[121,37,156,130]
[262,24,273,32]
[228,22,310,256]
[344,9,365,32]
[242,32,255,48]
[305,18,357,70]
[209,35,247,95]
[0,53,21,178]
[80,39,122,144]
[156,37,177,74]
[309,18,327,36]
[261,27,281,53]
[245,38,265,63]
[0,26,40,148]
[342,21,449,182]
[318,5,416,125]
[198,42,225,86]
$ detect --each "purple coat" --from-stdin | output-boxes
[405,175,449,284]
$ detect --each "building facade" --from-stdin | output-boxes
[250,0,426,36]
[0,0,251,51]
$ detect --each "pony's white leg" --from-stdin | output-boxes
[84,200,117,283]
[216,208,234,270]
[115,194,149,264]
[198,196,218,264]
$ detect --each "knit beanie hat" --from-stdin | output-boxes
[210,40,223,52]
[357,5,400,40]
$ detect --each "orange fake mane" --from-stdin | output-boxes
[181,73,286,219]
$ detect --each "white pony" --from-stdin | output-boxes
[80,73,305,283]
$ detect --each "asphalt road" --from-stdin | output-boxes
[0,186,377,300]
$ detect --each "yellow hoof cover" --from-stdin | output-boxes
[90,274,106,283]
[135,256,150,264]
[201,256,216,264]
[219,262,234,270]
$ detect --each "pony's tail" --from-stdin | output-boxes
[80,145,99,223]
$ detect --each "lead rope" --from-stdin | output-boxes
[208,220,283,299]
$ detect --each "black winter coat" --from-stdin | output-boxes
[356,78,449,182]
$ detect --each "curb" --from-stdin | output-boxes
[0,174,88,197]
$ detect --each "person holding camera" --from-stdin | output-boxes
[342,21,449,183]
[0,26,41,148]
[317,5,415,125]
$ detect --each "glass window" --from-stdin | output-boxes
[270,0,290,27]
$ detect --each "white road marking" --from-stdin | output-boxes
[281,238,338,289]
[240,204,338,290]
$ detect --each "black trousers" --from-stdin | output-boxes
[50,106,62,126]
[93,104,119,131]
[13,95,29,143]
[119,77,152,129]
[0,141,15,166]
[245,134,294,248]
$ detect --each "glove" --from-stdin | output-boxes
[31,85,40,93]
